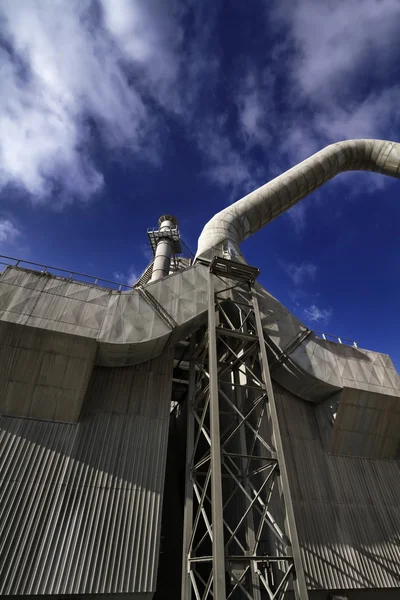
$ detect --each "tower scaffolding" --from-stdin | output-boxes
[181,257,309,600]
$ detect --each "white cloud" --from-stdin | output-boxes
[99,0,183,111]
[240,92,262,140]
[285,203,308,233]
[0,0,233,206]
[114,267,138,287]
[0,0,398,222]
[271,0,400,147]
[207,1,400,235]
[236,71,275,145]
[282,261,317,286]
[274,0,400,99]
[0,218,20,245]
[195,116,263,197]
[319,86,400,142]
[0,0,183,204]
[304,304,332,324]
[141,243,154,263]
[257,0,400,229]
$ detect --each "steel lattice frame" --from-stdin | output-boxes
[181,258,308,600]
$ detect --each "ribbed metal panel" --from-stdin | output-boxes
[274,383,400,590]
[0,350,173,596]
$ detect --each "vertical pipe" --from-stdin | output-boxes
[208,270,227,599]
[150,215,178,282]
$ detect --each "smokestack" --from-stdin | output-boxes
[149,214,179,282]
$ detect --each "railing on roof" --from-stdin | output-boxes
[0,254,135,291]
[314,330,358,348]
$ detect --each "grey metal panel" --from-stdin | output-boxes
[1,266,399,407]
[0,321,96,422]
[0,268,109,340]
[99,290,171,344]
[0,267,50,291]
[0,349,174,596]
[146,264,210,326]
[253,283,400,403]
[29,293,105,331]
[274,382,400,590]
[329,388,400,459]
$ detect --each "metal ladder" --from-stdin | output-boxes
[181,257,308,599]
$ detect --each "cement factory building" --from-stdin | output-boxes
[0,139,399,599]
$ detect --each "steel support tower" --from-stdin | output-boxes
[181,258,308,600]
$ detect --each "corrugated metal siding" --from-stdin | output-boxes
[274,383,400,590]
[0,350,173,596]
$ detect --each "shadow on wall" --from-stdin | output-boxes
[0,356,174,495]
[274,382,400,592]
[0,351,174,596]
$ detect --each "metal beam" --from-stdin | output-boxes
[181,336,197,600]
[252,290,309,600]
[208,269,227,599]
[183,260,309,599]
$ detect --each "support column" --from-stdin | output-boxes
[252,291,309,600]
[182,257,308,599]
[181,336,196,600]
[208,270,227,599]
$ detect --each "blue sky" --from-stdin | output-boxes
[0,0,399,369]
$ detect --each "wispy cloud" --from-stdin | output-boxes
[114,267,139,287]
[304,304,332,324]
[285,203,309,233]
[99,0,184,112]
[226,0,400,226]
[0,0,184,204]
[274,0,400,100]
[0,218,20,246]
[194,115,267,199]
[141,243,154,264]
[236,70,275,146]
[282,260,331,326]
[271,0,400,160]
[281,261,317,286]
[0,0,399,222]
[0,0,247,207]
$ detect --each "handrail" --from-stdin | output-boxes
[314,330,358,348]
[0,254,135,291]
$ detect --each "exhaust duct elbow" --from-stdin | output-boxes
[196,139,400,260]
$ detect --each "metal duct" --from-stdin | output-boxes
[196,139,400,260]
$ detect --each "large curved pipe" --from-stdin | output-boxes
[196,139,400,260]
